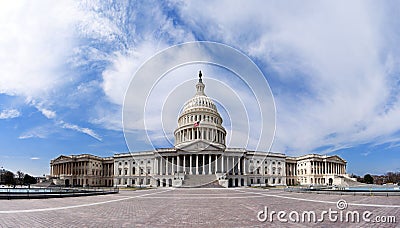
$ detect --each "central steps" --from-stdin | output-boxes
[181,174,221,188]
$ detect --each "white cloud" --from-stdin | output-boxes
[89,3,195,131]
[38,108,56,119]
[0,109,20,119]
[174,1,400,155]
[102,43,164,106]
[0,1,80,98]
[30,157,40,160]
[60,121,102,141]
[4,1,400,157]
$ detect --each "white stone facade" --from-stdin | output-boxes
[50,154,114,187]
[287,154,348,186]
[50,72,348,188]
[113,149,288,188]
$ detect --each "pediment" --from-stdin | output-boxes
[175,140,224,152]
[53,155,71,161]
[327,155,346,163]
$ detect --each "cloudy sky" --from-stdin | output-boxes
[1,1,400,176]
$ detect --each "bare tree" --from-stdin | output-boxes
[16,170,24,186]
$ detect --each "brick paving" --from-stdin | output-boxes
[0,188,399,227]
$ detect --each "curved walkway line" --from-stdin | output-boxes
[234,189,400,208]
[0,189,172,214]
[140,195,266,199]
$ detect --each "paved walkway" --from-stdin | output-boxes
[0,188,399,227]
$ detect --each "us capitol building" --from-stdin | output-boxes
[50,72,352,188]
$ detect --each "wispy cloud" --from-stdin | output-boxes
[60,121,102,141]
[19,125,53,139]
[30,157,40,160]
[37,107,56,119]
[0,109,20,119]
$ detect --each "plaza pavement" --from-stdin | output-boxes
[0,187,399,227]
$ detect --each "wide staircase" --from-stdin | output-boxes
[338,175,366,187]
[181,174,222,188]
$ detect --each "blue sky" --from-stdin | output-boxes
[1,1,400,176]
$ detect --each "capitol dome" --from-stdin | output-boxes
[174,71,226,150]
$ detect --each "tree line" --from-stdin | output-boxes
[0,170,37,186]
[351,172,400,185]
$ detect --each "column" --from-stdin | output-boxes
[183,155,186,174]
[321,162,323,174]
[196,155,199,174]
[243,158,247,174]
[157,157,160,175]
[232,156,235,174]
[203,154,205,175]
[155,157,158,175]
[151,158,154,175]
[189,155,193,174]
[238,157,241,174]
[166,156,169,175]
[222,155,224,173]
[214,155,218,174]
[177,155,180,173]
[209,154,212,174]
[160,157,162,175]
[172,157,175,174]
[319,162,321,174]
